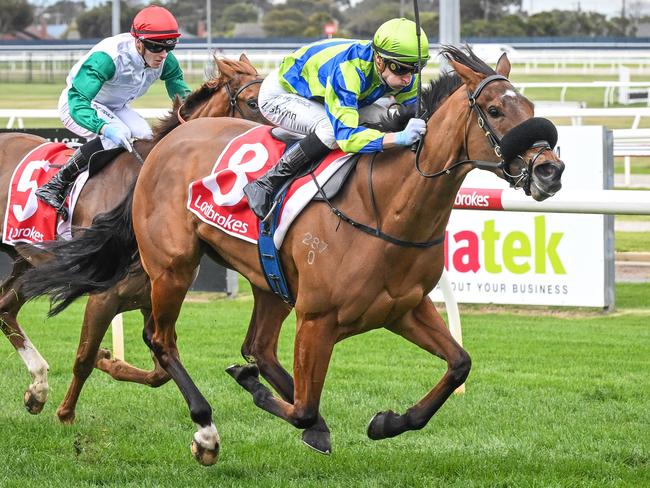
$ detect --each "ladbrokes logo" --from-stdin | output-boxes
[194,194,248,234]
[454,191,490,208]
[8,226,44,242]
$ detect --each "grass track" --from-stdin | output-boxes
[0,284,648,487]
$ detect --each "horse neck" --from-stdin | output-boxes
[370,94,473,243]
[187,85,231,120]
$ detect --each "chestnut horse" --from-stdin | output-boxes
[23,47,565,463]
[2,54,265,420]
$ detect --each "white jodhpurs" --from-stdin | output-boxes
[259,69,395,149]
[58,89,153,150]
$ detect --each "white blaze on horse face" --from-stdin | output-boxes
[502,90,517,99]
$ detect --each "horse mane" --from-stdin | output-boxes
[370,45,497,131]
[151,57,257,142]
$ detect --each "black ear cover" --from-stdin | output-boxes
[499,117,558,162]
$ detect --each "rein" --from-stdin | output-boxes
[311,75,516,249]
[414,74,553,193]
[311,153,444,249]
[312,74,554,248]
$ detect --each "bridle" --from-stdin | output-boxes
[176,78,263,124]
[225,78,264,118]
[414,74,553,195]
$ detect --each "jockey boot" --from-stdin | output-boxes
[35,137,103,211]
[244,132,330,220]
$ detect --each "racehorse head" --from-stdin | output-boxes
[440,46,565,201]
[152,53,266,142]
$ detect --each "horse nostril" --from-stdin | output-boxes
[534,161,564,182]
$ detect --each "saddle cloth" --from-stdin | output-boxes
[187,125,353,249]
[2,142,89,246]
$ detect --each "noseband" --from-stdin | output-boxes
[225,78,264,118]
[415,74,557,195]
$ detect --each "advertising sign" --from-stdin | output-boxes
[430,126,614,308]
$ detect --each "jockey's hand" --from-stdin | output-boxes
[393,118,427,146]
[102,124,133,152]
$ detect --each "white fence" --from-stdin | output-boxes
[2,107,649,187]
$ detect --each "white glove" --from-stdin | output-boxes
[102,123,132,152]
[394,118,427,146]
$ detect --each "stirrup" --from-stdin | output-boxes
[261,199,280,224]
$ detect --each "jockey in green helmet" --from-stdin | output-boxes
[243,18,429,220]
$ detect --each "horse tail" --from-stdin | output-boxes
[20,184,139,316]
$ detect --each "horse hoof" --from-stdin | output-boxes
[367,410,401,440]
[302,428,332,455]
[56,407,76,424]
[225,363,259,384]
[24,389,46,415]
[191,437,220,466]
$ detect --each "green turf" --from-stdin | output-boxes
[615,232,650,252]
[615,157,650,175]
[0,284,647,486]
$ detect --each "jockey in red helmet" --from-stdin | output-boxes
[36,5,190,216]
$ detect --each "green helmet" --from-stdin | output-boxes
[372,18,429,65]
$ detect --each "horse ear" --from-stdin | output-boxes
[239,52,259,75]
[449,58,482,91]
[496,52,511,77]
[215,57,235,79]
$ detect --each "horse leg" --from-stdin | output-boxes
[367,296,471,440]
[94,306,171,387]
[226,313,336,435]
[228,286,332,454]
[147,270,220,466]
[0,259,49,414]
[56,289,169,423]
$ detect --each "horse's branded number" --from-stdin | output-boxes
[302,232,328,265]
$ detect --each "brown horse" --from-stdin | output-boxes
[1,54,265,420]
[22,47,565,464]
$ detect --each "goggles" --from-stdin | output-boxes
[142,38,177,53]
[383,58,419,76]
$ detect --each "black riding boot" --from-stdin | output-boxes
[244,133,330,220]
[36,137,103,211]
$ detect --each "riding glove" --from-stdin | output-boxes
[394,118,427,146]
[102,123,133,152]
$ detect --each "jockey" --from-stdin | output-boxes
[244,17,428,220]
[36,5,191,213]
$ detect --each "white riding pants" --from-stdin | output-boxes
[58,89,153,150]
[259,69,394,149]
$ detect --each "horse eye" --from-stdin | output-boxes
[247,99,258,110]
[487,106,500,117]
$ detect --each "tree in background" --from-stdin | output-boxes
[461,0,521,22]
[0,0,34,34]
[462,13,527,37]
[219,3,259,35]
[76,1,140,38]
[168,0,270,36]
[263,7,307,37]
[43,0,86,25]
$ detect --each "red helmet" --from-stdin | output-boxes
[131,6,180,41]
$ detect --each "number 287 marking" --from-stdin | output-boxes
[302,233,328,265]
